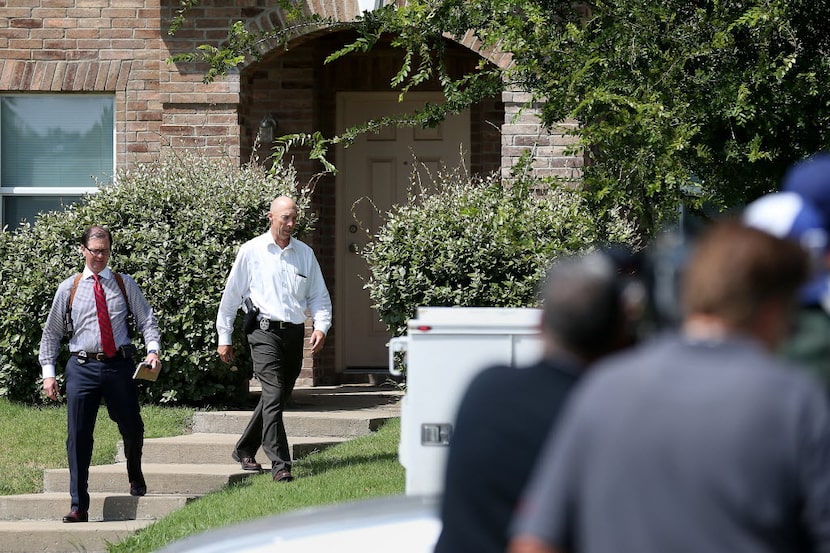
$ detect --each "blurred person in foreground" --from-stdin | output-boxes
[434,250,634,553]
[743,190,830,391]
[775,154,830,390]
[508,219,830,553]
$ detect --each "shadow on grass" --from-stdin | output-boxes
[296,451,400,477]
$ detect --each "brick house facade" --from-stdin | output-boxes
[0,0,581,385]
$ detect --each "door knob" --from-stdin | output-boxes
[348,242,359,253]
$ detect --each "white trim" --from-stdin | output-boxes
[0,94,113,229]
[0,187,98,195]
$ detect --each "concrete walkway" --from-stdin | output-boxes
[0,384,402,553]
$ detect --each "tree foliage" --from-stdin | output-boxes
[173,0,830,236]
[0,153,314,405]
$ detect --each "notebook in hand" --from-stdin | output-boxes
[133,362,160,382]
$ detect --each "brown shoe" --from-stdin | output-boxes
[273,469,294,482]
[62,509,88,523]
[232,451,263,472]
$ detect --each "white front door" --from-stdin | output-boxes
[335,92,470,372]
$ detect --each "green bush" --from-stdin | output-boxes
[362,166,639,336]
[0,153,314,405]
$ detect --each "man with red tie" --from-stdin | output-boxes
[39,225,161,523]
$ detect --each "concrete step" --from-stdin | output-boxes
[0,519,153,553]
[44,463,257,496]
[0,386,403,553]
[192,410,392,438]
[0,492,194,522]
[118,433,347,464]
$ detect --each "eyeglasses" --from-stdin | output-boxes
[84,247,111,256]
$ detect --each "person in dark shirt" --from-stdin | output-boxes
[434,250,632,553]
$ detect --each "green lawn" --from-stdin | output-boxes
[0,399,194,496]
[108,418,404,552]
[0,398,405,552]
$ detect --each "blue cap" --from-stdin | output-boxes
[781,153,830,223]
[743,192,827,243]
[743,192,829,306]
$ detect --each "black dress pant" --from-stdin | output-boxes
[65,355,144,512]
[235,324,304,474]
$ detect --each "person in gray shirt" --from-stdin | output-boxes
[508,218,830,553]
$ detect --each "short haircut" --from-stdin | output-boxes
[540,251,623,358]
[681,218,808,328]
[80,225,112,248]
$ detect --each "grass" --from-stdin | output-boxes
[0,399,194,496]
[108,418,404,552]
[0,398,405,552]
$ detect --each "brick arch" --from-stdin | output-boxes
[236,1,360,72]
[451,30,513,70]
[236,1,511,73]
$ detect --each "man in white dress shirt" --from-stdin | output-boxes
[216,196,332,482]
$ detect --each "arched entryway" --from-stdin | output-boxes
[238,30,504,384]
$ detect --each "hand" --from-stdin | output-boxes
[309,330,326,355]
[143,352,161,371]
[43,377,60,401]
[217,344,235,364]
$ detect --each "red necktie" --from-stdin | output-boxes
[93,274,118,358]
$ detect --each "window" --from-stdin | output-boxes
[1,95,114,230]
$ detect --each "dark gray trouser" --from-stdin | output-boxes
[235,324,304,474]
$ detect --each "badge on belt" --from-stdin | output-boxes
[260,318,270,331]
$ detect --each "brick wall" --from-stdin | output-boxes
[1,0,580,182]
[501,90,584,182]
[1,0,581,385]
[0,0,244,167]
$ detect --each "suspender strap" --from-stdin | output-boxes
[66,272,134,337]
[68,273,83,311]
[112,273,133,319]
[69,273,131,312]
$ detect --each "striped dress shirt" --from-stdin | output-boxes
[39,267,161,379]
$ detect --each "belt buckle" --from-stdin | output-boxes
[259,318,270,331]
[94,352,107,361]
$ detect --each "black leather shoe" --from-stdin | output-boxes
[130,480,147,496]
[62,509,88,523]
[232,451,263,472]
[273,469,294,482]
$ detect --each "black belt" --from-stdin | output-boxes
[70,350,125,361]
[258,319,304,332]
